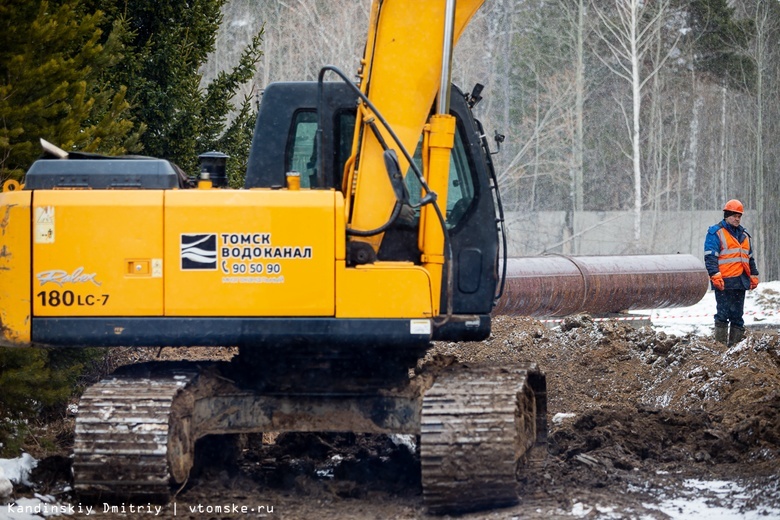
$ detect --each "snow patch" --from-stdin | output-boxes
[389,434,416,453]
[552,413,576,425]
[645,479,780,519]
[636,281,780,337]
[0,453,37,487]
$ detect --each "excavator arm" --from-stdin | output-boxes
[344,0,484,249]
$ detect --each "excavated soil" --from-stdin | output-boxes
[14,316,780,518]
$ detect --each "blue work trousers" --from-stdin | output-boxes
[714,289,746,327]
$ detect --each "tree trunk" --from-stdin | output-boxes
[631,0,642,246]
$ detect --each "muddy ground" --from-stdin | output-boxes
[12,315,780,518]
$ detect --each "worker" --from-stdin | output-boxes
[704,199,759,346]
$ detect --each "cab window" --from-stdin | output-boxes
[287,111,318,188]
[287,108,475,224]
[404,127,475,229]
[287,110,356,189]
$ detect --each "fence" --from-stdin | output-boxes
[504,210,728,258]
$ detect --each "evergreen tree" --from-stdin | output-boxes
[0,346,104,456]
[89,0,263,180]
[687,0,756,89]
[0,0,143,183]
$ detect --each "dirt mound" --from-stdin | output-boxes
[431,315,780,470]
[186,316,779,516]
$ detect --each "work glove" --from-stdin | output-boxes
[710,273,725,291]
[398,203,416,224]
[750,275,759,290]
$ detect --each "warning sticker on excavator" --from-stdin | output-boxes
[35,206,55,243]
[410,319,431,335]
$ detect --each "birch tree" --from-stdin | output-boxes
[553,0,592,216]
[591,0,678,246]
[498,1,591,214]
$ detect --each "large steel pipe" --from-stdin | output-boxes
[494,254,708,317]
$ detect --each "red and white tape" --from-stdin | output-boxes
[540,316,651,324]
[539,308,780,324]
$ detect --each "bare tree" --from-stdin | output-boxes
[206,0,369,91]
[591,0,679,246]
[736,0,780,277]
[553,0,591,217]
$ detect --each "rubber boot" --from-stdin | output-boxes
[728,325,746,347]
[714,322,728,345]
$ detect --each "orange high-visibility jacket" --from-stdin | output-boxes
[705,221,758,290]
[715,227,752,279]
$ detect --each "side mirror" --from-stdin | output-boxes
[468,83,484,108]
[493,131,505,154]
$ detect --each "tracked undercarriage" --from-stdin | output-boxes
[73,356,546,513]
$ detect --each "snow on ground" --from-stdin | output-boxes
[0,453,37,488]
[631,281,780,519]
[635,280,780,337]
[642,478,780,520]
[0,454,60,519]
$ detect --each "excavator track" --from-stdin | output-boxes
[420,363,545,514]
[71,359,546,511]
[72,363,201,503]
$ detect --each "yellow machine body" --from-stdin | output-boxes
[1,187,435,347]
[0,190,32,344]
[32,190,165,317]
[348,0,483,243]
[163,189,338,317]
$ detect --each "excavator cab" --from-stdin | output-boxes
[246,81,502,329]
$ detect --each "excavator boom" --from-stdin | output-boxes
[347,0,484,249]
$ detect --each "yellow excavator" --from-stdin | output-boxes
[0,0,707,513]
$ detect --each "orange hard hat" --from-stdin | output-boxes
[723,199,744,213]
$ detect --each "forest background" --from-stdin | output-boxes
[211,0,780,277]
[2,0,779,275]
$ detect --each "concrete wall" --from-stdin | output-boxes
[504,210,731,258]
